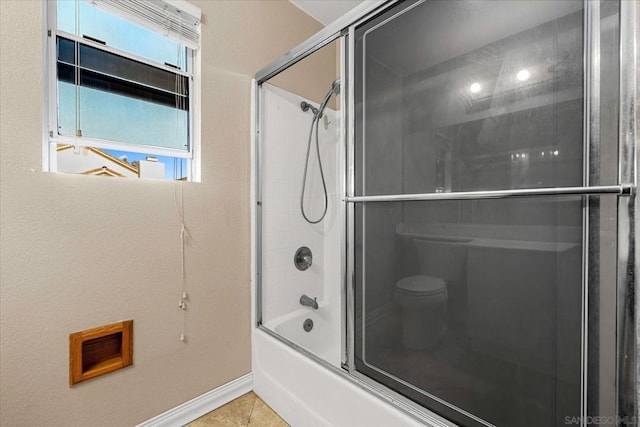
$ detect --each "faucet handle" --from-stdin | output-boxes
[294,247,313,271]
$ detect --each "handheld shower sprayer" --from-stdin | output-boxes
[331,78,341,95]
[300,78,341,224]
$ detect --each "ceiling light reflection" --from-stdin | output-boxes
[516,69,530,81]
[469,82,481,93]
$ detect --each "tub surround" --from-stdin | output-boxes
[259,83,342,365]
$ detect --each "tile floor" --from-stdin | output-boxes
[186,391,289,427]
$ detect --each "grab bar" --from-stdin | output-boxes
[345,184,634,203]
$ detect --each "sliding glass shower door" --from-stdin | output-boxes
[350,1,627,425]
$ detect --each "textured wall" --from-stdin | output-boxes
[0,1,324,425]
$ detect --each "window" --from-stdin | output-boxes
[45,0,201,181]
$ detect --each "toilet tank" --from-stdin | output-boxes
[413,237,469,282]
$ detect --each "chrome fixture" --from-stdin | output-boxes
[303,318,314,332]
[300,101,320,116]
[300,294,318,310]
[346,184,633,203]
[300,79,341,224]
[294,246,313,271]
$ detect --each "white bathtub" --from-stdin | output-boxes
[267,307,340,366]
[252,326,434,427]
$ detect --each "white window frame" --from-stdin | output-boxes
[43,0,201,181]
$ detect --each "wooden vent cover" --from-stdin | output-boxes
[69,320,133,386]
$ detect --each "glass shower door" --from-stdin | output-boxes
[350,1,624,425]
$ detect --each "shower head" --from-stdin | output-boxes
[302,78,342,121]
[331,78,341,95]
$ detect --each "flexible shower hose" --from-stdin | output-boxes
[300,110,329,224]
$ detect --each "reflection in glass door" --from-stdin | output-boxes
[350,1,624,425]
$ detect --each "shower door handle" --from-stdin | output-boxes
[345,184,634,203]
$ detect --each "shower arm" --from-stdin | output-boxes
[300,80,340,119]
[300,101,320,117]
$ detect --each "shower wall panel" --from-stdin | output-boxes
[259,84,342,357]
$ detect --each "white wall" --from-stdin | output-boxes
[260,83,342,340]
[0,1,327,425]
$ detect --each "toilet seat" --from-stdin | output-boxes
[395,275,446,296]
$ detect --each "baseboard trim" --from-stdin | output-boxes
[136,373,253,427]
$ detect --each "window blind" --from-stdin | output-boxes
[90,0,201,49]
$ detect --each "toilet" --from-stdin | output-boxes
[394,275,447,350]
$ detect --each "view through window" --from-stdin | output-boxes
[46,0,200,180]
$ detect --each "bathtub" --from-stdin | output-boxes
[266,306,341,366]
[252,326,434,427]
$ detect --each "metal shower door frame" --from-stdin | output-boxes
[345,0,637,425]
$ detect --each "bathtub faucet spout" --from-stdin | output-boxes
[300,294,318,310]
